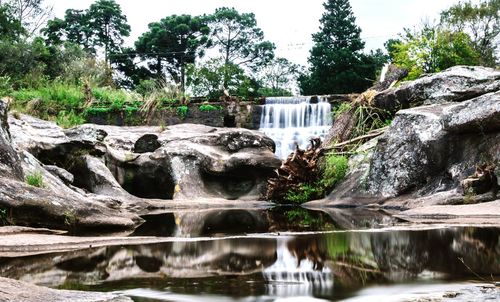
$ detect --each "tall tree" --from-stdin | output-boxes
[207,7,275,89]
[43,9,94,54]
[440,0,499,66]
[0,0,52,35]
[87,0,130,64]
[135,14,210,92]
[300,0,375,94]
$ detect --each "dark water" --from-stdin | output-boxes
[0,208,499,301]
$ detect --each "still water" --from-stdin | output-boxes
[0,208,498,301]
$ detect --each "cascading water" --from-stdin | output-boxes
[259,96,332,159]
[263,237,333,297]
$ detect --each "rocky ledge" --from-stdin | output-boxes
[0,101,281,231]
[311,66,500,212]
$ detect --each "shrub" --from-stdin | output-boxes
[322,154,349,188]
[56,110,86,128]
[26,171,44,187]
[199,104,223,112]
[177,105,188,119]
[284,183,322,204]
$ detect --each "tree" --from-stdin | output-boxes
[87,0,130,64]
[0,0,52,35]
[300,0,377,94]
[391,25,480,80]
[43,9,94,54]
[187,57,260,99]
[258,57,300,96]
[0,4,25,40]
[440,0,499,66]
[135,14,210,92]
[207,7,275,89]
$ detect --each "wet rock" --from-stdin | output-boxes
[373,66,500,113]
[0,277,132,302]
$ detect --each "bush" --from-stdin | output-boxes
[199,104,222,112]
[322,154,349,188]
[26,171,44,187]
[56,110,86,128]
[284,183,322,204]
[176,105,188,119]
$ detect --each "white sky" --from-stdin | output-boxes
[46,0,470,66]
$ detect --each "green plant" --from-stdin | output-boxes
[0,207,9,226]
[26,171,44,188]
[56,110,86,128]
[199,104,223,112]
[63,211,77,226]
[284,183,322,204]
[333,102,353,118]
[176,105,188,119]
[322,154,349,188]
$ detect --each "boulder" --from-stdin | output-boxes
[315,70,500,208]
[373,66,500,113]
[367,91,500,198]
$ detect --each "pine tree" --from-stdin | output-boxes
[300,0,379,94]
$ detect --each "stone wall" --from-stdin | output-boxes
[86,101,261,130]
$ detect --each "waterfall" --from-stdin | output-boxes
[259,97,332,159]
[263,238,334,297]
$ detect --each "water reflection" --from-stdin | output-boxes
[0,227,498,301]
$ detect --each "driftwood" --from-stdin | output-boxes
[265,138,323,202]
[325,127,388,152]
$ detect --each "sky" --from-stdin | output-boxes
[46,0,469,67]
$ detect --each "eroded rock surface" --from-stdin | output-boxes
[319,66,500,208]
[1,101,280,230]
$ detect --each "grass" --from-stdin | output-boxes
[199,104,223,112]
[177,105,188,119]
[26,171,44,187]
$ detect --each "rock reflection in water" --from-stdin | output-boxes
[0,227,498,301]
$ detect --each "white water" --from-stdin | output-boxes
[263,238,334,297]
[259,97,332,159]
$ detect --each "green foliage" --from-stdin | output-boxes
[440,0,499,66]
[392,26,480,80]
[199,104,222,112]
[258,57,300,95]
[0,207,9,226]
[299,0,386,94]
[284,183,322,204]
[321,154,349,189]
[26,171,44,187]
[0,76,13,96]
[135,14,210,92]
[0,4,25,40]
[43,0,130,63]
[56,110,85,128]
[176,105,188,119]
[207,7,275,89]
[187,58,247,99]
[333,102,352,118]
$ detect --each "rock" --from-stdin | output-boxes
[0,277,132,302]
[44,165,74,185]
[367,91,500,198]
[373,66,500,113]
[7,113,281,203]
[461,164,499,195]
[0,99,23,180]
[371,64,408,91]
[0,102,142,232]
[133,134,161,153]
